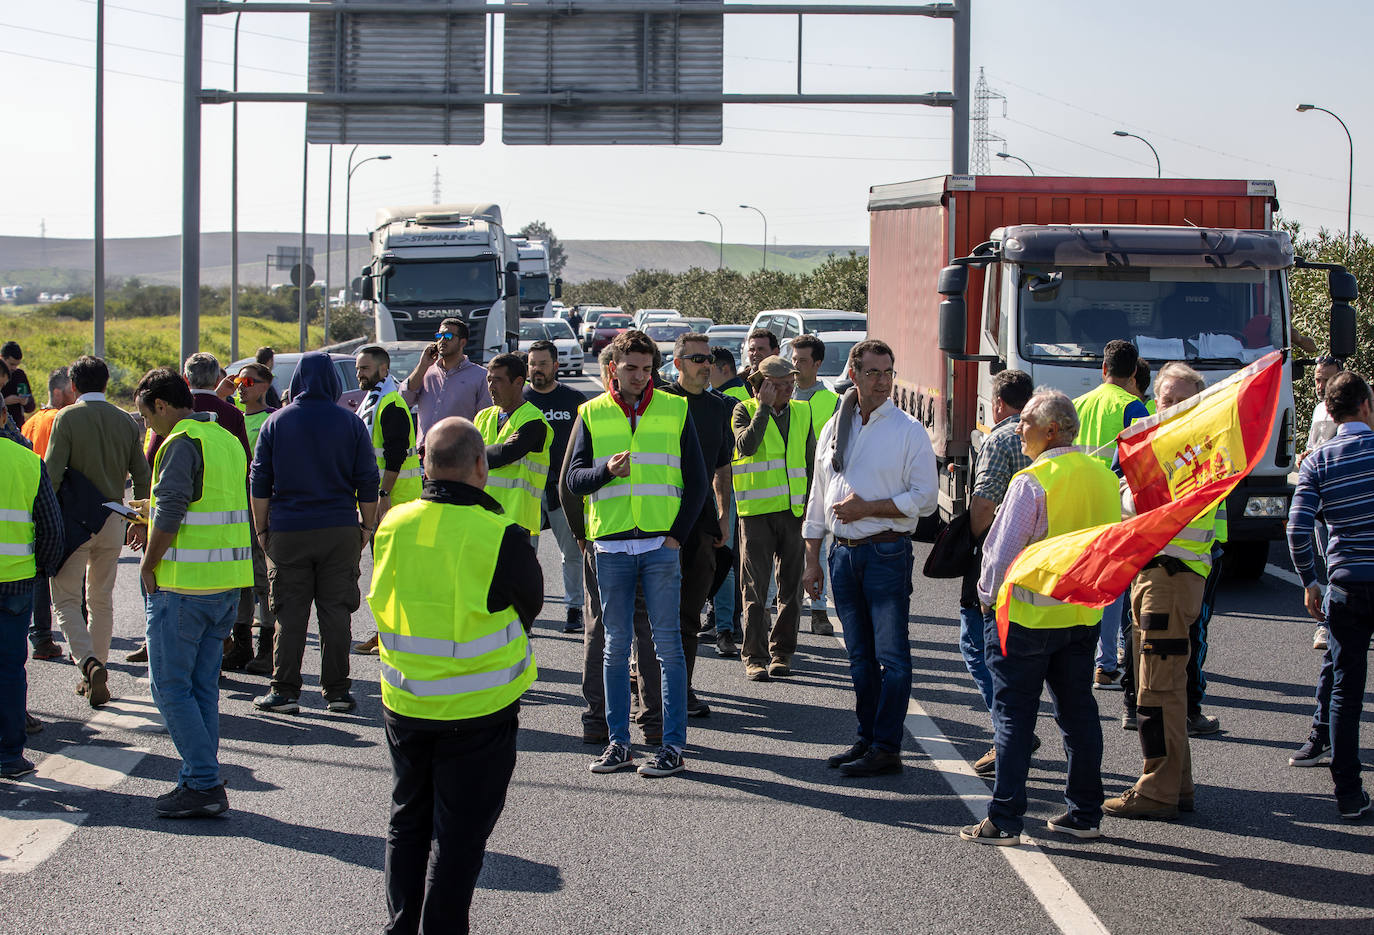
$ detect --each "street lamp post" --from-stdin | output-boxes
[698,210,723,269]
[344,149,392,304]
[995,151,1035,175]
[1298,104,1354,251]
[739,203,768,270]
[1112,130,1161,178]
[230,5,242,360]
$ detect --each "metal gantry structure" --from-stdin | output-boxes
[177,1,974,363]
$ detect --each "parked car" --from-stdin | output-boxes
[227,352,360,409]
[588,312,635,355]
[748,308,867,343]
[677,316,714,332]
[577,305,624,348]
[633,308,680,329]
[781,329,866,393]
[518,317,584,375]
[643,320,694,363]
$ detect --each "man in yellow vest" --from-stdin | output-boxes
[1106,361,1219,820]
[1074,339,1150,691]
[0,434,64,779]
[565,330,708,777]
[962,389,1121,845]
[368,416,542,935]
[476,353,551,540]
[134,369,254,817]
[789,334,839,636]
[732,355,815,681]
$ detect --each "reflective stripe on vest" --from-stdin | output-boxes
[149,418,255,591]
[583,391,688,539]
[999,450,1121,630]
[0,442,40,583]
[371,391,422,505]
[1159,500,1222,576]
[732,398,809,517]
[1073,382,1140,466]
[475,402,552,535]
[367,499,536,721]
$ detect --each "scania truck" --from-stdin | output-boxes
[362,203,520,361]
[512,237,562,318]
[867,175,1358,578]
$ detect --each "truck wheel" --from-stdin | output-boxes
[1223,540,1270,581]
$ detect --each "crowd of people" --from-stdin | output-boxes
[0,322,1369,932]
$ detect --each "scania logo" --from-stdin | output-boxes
[415,309,461,319]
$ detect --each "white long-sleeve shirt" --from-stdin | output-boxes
[803,398,938,540]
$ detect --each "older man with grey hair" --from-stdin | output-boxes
[960,387,1121,846]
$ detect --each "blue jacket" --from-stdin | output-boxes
[250,353,379,532]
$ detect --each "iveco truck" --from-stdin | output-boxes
[867,175,1358,578]
[363,203,520,362]
[512,237,562,318]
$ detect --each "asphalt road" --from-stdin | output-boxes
[3,374,1371,935]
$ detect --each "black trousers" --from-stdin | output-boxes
[384,715,519,935]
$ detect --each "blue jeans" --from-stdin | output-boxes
[830,538,914,753]
[597,547,686,751]
[1097,593,1125,673]
[711,499,737,633]
[0,590,32,768]
[986,620,1104,835]
[145,588,238,790]
[1326,582,1374,799]
[958,604,996,712]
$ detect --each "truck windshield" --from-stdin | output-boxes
[1018,267,1285,365]
[381,259,498,306]
[519,274,551,305]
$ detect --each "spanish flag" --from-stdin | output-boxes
[994,351,1283,638]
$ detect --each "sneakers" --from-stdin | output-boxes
[1046,811,1101,839]
[154,783,229,818]
[1103,788,1178,820]
[589,743,636,773]
[325,693,357,713]
[1122,709,1138,731]
[126,643,148,664]
[972,746,997,777]
[959,818,1021,846]
[253,691,300,714]
[1187,712,1221,736]
[686,692,711,718]
[563,607,584,634]
[83,658,111,708]
[767,657,791,678]
[31,640,63,661]
[220,640,253,672]
[1093,667,1123,691]
[826,741,870,769]
[838,748,902,777]
[810,609,834,636]
[1313,626,1329,651]
[25,713,43,735]
[744,663,769,682]
[715,632,739,658]
[1,757,37,780]
[1338,789,1372,820]
[1289,728,1332,767]
[637,746,686,778]
[352,633,380,655]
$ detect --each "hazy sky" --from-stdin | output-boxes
[3,0,1371,248]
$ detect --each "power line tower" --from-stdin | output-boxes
[970,67,1007,175]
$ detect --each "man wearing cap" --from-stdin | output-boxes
[731,355,815,681]
[405,318,493,441]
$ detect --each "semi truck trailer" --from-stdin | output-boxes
[512,237,562,318]
[362,203,520,362]
[867,174,1358,579]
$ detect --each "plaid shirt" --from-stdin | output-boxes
[0,439,65,596]
[971,414,1032,505]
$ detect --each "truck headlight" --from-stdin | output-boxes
[1243,496,1289,518]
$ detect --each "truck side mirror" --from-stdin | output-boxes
[937,265,968,296]
[1331,302,1358,360]
[1329,269,1359,303]
[504,270,519,298]
[554,278,563,299]
[937,265,969,355]
[358,276,374,302]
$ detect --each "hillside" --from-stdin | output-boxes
[0,233,867,291]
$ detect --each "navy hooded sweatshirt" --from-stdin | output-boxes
[250,352,379,532]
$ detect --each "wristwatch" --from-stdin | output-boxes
[379,489,391,499]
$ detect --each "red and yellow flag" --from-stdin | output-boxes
[994,351,1283,642]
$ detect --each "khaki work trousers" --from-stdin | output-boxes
[1129,564,1204,805]
[739,510,803,668]
[54,513,126,667]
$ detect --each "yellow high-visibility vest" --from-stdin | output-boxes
[721,385,751,406]
[368,499,536,721]
[1073,382,1140,465]
[803,387,840,439]
[582,391,687,539]
[371,391,422,506]
[475,402,551,535]
[149,418,254,591]
[1000,450,1120,629]
[0,441,41,583]
[732,398,809,518]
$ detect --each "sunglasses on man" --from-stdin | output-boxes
[676,353,712,364]
[435,331,457,341]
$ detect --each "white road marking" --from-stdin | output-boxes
[0,812,89,875]
[11,745,148,795]
[1264,564,1304,588]
[87,695,165,733]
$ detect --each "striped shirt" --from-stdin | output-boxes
[1288,421,1374,588]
